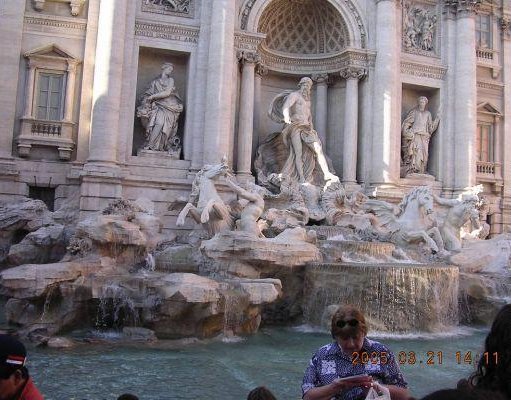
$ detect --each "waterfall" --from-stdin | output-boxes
[96,283,139,329]
[303,263,459,333]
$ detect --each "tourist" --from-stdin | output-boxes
[420,388,505,400]
[0,334,43,400]
[459,304,511,399]
[247,386,277,400]
[117,394,139,400]
[302,305,409,400]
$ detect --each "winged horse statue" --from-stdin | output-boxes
[176,158,234,237]
[364,186,445,253]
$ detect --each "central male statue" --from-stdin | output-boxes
[268,77,338,184]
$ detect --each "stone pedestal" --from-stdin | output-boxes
[137,149,181,161]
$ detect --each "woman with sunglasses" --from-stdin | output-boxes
[302,305,410,400]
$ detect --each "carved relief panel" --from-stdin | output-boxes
[402,1,440,57]
[141,0,193,17]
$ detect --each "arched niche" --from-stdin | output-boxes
[241,0,367,50]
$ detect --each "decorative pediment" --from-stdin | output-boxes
[24,44,79,61]
[477,102,502,116]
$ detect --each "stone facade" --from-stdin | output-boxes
[0,0,510,236]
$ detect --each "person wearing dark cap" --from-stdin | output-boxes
[0,335,43,400]
[302,305,409,400]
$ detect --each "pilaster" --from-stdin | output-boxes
[453,0,478,191]
[371,0,400,186]
[203,0,236,165]
[500,14,511,228]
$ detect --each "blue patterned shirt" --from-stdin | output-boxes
[302,338,407,400]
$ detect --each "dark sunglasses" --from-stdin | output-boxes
[336,319,359,328]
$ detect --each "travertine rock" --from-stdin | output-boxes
[8,224,65,266]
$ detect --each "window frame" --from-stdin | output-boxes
[475,13,492,49]
[35,69,67,122]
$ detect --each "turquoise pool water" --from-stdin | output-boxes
[26,326,488,400]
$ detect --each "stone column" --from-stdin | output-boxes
[87,0,128,166]
[453,1,479,190]
[494,115,501,179]
[64,60,79,122]
[0,1,24,162]
[23,62,37,119]
[312,73,329,146]
[340,67,366,184]
[253,63,267,163]
[203,0,236,165]
[236,51,258,179]
[371,0,399,185]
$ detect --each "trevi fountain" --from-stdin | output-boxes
[0,75,509,399]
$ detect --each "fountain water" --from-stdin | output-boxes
[96,283,139,329]
[303,262,459,333]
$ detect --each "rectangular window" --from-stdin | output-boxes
[476,14,491,48]
[37,73,64,121]
[477,123,494,162]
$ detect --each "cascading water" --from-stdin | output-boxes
[96,283,139,329]
[303,262,459,333]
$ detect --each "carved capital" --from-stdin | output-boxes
[454,0,481,17]
[311,73,330,85]
[237,50,260,66]
[255,62,268,77]
[340,67,367,80]
[501,16,511,39]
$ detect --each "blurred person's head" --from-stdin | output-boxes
[0,335,30,400]
[331,305,368,355]
[247,386,277,400]
[470,304,511,398]
[117,394,139,400]
[421,388,505,400]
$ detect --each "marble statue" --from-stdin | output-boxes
[225,178,266,237]
[434,193,480,251]
[137,62,184,156]
[267,77,339,185]
[365,186,445,253]
[401,96,440,176]
[176,159,234,236]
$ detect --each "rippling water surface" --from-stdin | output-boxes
[26,326,488,400]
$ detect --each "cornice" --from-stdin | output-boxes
[134,20,199,44]
[234,30,266,52]
[400,60,447,80]
[259,47,375,75]
[24,13,87,33]
[477,80,504,91]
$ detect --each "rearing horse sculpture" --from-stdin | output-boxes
[365,186,445,253]
[176,160,234,237]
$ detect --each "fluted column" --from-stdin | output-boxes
[500,15,511,232]
[312,73,329,146]
[453,0,479,190]
[203,0,236,165]
[371,0,399,185]
[87,0,128,166]
[340,67,366,184]
[236,51,258,178]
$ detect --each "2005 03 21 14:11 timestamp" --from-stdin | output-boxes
[395,351,499,366]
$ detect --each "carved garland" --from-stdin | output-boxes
[240,0,367,49]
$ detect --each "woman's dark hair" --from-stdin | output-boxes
[469,304,511,398]
[247,386,277,400]
[117,394,139,400]
[421,388,505,400]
